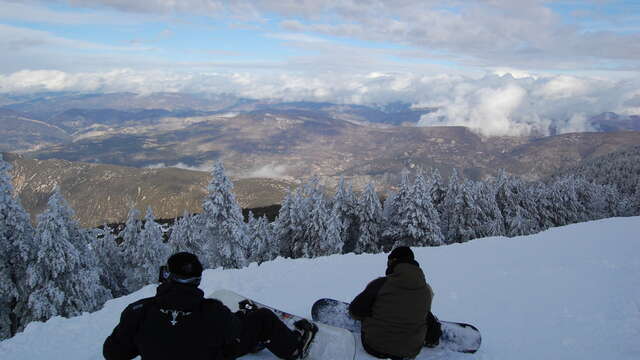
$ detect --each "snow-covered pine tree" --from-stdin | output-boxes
[381,169,412,249]
[247,213,277,265]
[495,171,539,237]
[440,168,461,241]
[202,161,250,269]
[429,168,447,213]
[24,188,110,325]
[443,178,481,243]
[125,207,169,292]
[0,155,35,339]
[94,224,128,298]
[273,190,298,258]
[169,211,205,259]
[120,207,142,292]
[405,171,444,247]
[320,207,344,256]
[473,181,505,237]
[354,183,383,254]
[331,177,359,253]
[299,189,329,258]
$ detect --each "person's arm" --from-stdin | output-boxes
[204,299,242,360]
[103,302,146,360]
[348,277,386,320]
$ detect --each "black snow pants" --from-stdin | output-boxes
[226,308,300,360]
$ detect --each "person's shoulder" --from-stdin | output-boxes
[202,298,231,313]
[366,276,387,290]
[123,296,156,314]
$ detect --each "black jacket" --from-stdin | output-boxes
[103,283,241,360]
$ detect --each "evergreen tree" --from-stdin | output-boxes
[94,225,127,298]
[381,169,412,249]
[0,156,35,338]
[440,169,461,241]
[247,213,277,265]
[354,183,383,254]
[120,207,142,292]
[331,177,359,253]
[124,207,169,292]
[406,171,444,246]
[169,211,205,259]
[299,189,329,258]
[473,181,506,237]
[429,168,447,213]
[320,207,344,256]
[202,161,250,269]
[444,179,481,243]
[24,189,110,325]
[495,172,539,237]
[273,190,300,258]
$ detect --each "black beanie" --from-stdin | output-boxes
[388,246,415,262]
[167,252,203,279]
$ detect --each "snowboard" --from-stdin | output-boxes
[208,289,357,360]
[312,298,482,354]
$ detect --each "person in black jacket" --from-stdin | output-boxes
[104,252,316,360]
[349,246,442,359]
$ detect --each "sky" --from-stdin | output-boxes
[0,0,639,136]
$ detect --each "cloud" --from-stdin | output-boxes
[415,73,640,136]
[242,164,289,179]
[1,68,639,137]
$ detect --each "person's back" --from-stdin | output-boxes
[349,246,432,359]
[104,253,238,360]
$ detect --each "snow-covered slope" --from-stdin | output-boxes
[2,217,639,360]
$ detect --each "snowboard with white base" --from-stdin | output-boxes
[208,289,357,360]
[312,298,481,354]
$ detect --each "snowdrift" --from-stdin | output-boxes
[1,217,639,360]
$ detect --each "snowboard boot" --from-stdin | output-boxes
[292,319,318,359]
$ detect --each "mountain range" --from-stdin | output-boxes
[2,92,640,226]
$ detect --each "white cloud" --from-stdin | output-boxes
[242,163,289,179]
[1,68,638,137]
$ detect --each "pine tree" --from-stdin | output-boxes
[440,169,461,241]
[381,169,412,249]
[320,207,344,256]
[299,190,329,258]
[24,189,110,324]
[354,183,383,254]
[169,211,205,259]
[94,225,128,297]
[444,179,480,243]
[331,177,359,253]
[247,213,277,265]
[429,168,447,213]
[273,190,299,258]
[120,207,142,292]
[202,161,250,269]
[124,207,169,292]
[473,181,505,237]
[405,171,444,246]
[495,171,539,237]
[0,155,35,339]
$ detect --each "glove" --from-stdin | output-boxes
[238,299,259,314]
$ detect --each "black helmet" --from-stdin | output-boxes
[161,252,203,286]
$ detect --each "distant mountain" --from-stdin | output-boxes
[4,153,295,227]
[589,112,640,132]
[0,109,70,152]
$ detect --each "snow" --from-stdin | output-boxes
[2,216,640,360]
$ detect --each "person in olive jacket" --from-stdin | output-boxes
[104,252,316,360]
[349,246,441,359]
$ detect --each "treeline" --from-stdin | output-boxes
[1,155,639,340]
